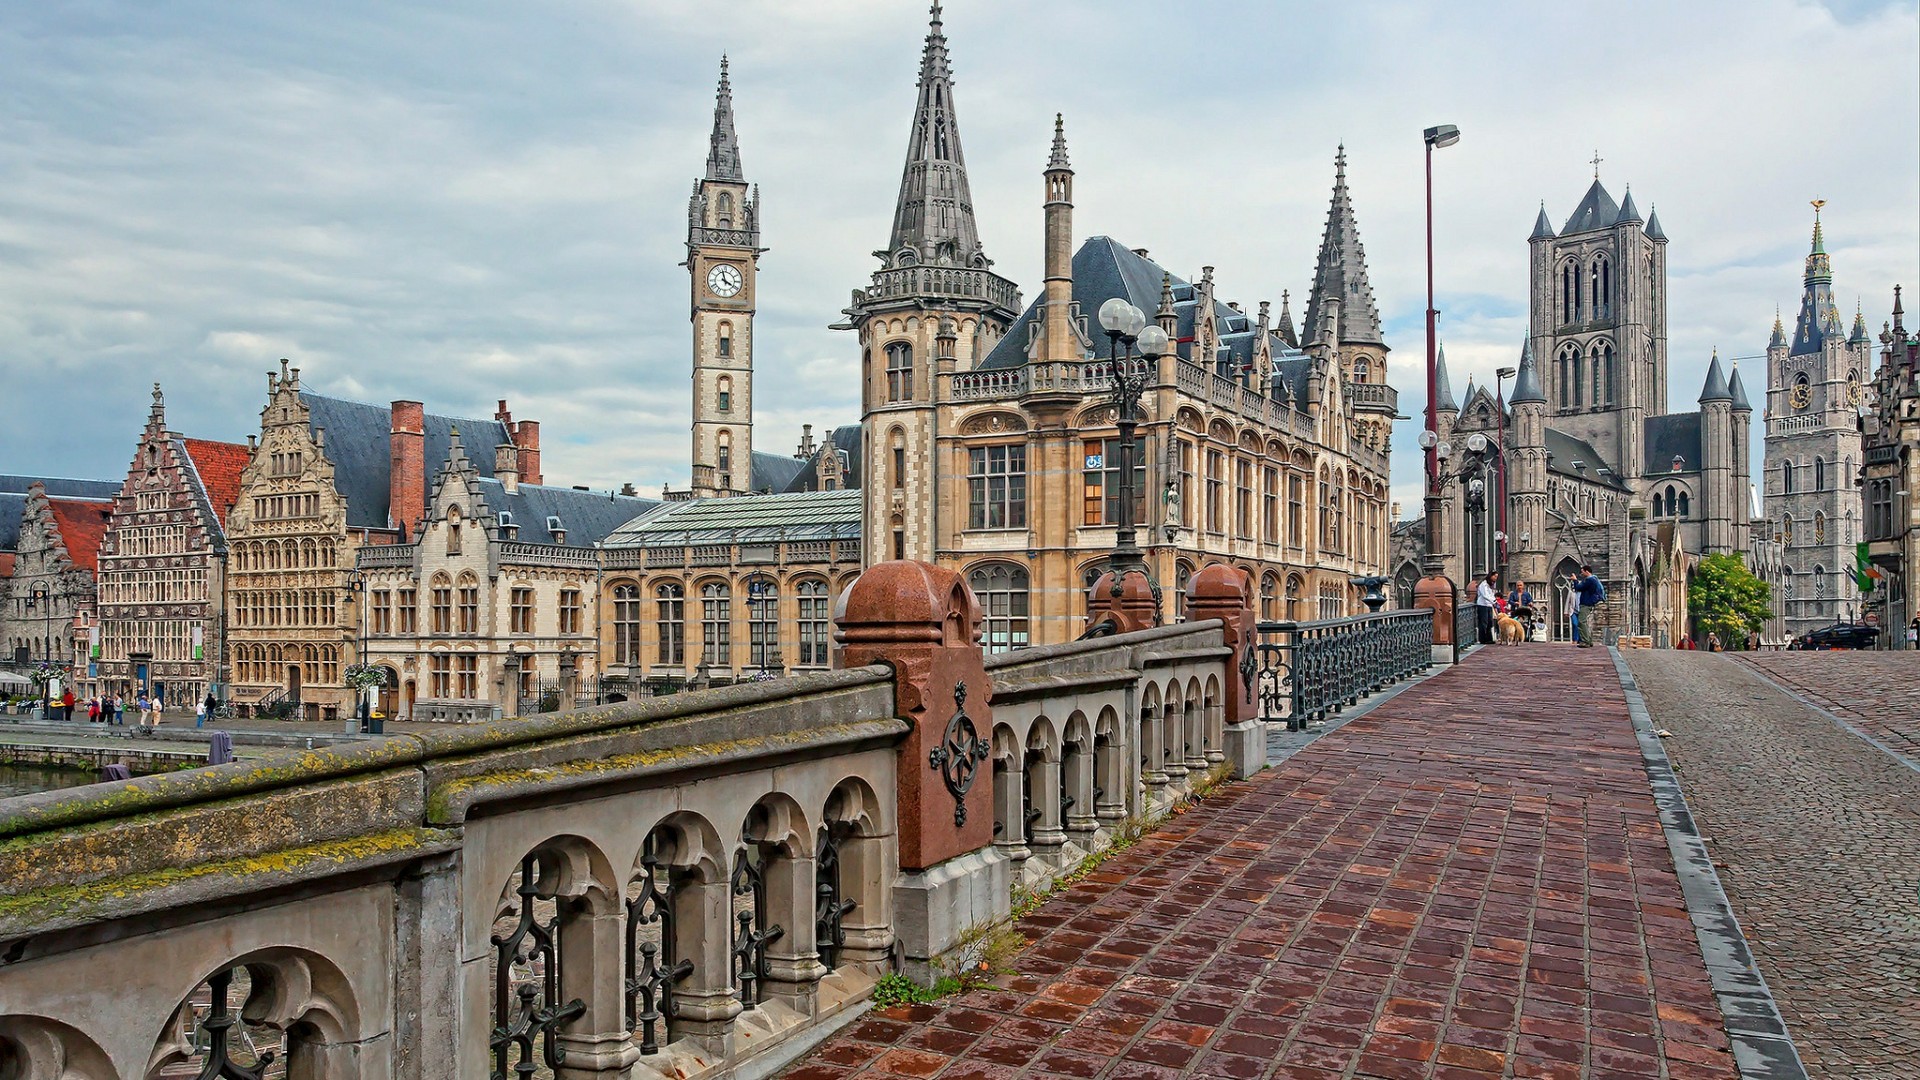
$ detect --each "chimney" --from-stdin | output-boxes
[619,482,637,497]
[389,400,426,541]
[495,399,513,423]
[495,443,520,494]
[314,426,325,449]
[797,423,815,458]
[247,434,258,452]
[512,418,542,485]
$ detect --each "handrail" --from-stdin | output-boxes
[1254,610,1431,730]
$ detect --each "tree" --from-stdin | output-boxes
[1687,553,1772,649]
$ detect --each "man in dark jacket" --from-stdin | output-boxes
[1572,565,1605,647]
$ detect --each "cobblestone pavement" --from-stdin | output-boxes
[1733,651,1920,765]
[784,645,1740,1080]
[1626,651,1920,1079]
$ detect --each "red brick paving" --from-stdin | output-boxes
[782,645,1740,1079]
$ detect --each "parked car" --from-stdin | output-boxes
[1791,623,1880,650]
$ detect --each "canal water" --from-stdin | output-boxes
[0,763,104,798]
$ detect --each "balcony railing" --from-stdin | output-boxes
[1254,610,1432,730]
[1346,381,1398,414]
[858,265,1022,315]
[356,544,417,569]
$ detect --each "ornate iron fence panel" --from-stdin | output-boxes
[625,847,691,1056]
[1255,611,1433,730]
[1454,598,1478,664]
[730,846,784,1010]
[491,853,586,1080]
[815,825,856,973]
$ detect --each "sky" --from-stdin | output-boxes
[1,0,1915,517]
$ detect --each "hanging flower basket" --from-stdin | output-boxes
[342,664,388,692]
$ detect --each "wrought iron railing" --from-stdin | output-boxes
[1454,599,1478,664]
[1254,610,1432,731]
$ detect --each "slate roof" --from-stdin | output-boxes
[1530,204,1556,241]
[1644,208,1666,241]
[0,476,121,500]
[1303,148,1384,346]
[1561,179,1621,235]
[0,496,21,552]
[1269,355,1313,406]
[1727,364,1751,411]
[778,425,864,494]
[1616,188,1642,223]
[1643,413,1704,475]
[179,438,251,529]
[1543,426,1629,490]
[1510,339,1546,404]
[301,393,511,531]
[477,479,656,548]
[603,488,862,546]
[749,451,809,495]
[48,499,113,573]
[1433,344,1458,412]
[979,237,1256,370]
[1697,352,1732,403]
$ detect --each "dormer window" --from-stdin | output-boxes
[546,515,563,533]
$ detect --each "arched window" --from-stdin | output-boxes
[1352,358,1369,382]
[890,427,906,491]
[1260,572,1279,622]
[612,583,641,664]
[968,564,1030,653]
[456,572,480,634]
[1782,570,1795,598]
[656,583,685,665]
[716,431,731,477]
[700,582,731,667]
[796,578,831,666]
[1561,261,1577,324]
[745,576,778,670]
[1783,514,1795,545]
[717,320,733,359]
[1598,343,1615,405]
[1677,491,1690,518]
[1813,565,1828,597]
[717,375,732,413]
[1663,486,1676,517]
[1285,573,1304,621]
[1591,256,1611,318]
[1591,344,1605,406]
[1781,461,1795,495]
[886,342,914,402]
[1813,511,1826,543]
[430,573,453,634]
[1813,457,1825,492]
[1557,344,1578,409]
[1572,348,1586,408]
[716,191,734,228]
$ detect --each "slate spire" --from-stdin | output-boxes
[886,1,990,268]
[1617,186,1642,223]
[1530,202,1556,241]
[1789,201,1840,356]
[705,56,743,182]
[1770,307,1786,348]
[1434,343,1458,412]
[1304,146,1383,346]
[1850,300,1870,344]
[1645,206,1666,241]
[1728,363,1752,413]
[1510,337,1546,404]
[1698,349,1732,403]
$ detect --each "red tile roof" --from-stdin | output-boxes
[48,498,114,573]
[181,438,251,527]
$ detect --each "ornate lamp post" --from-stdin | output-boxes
[28,586,52,720]
[1420,123,1461,574]
[746,575,781,678]
[1096,298,1166,584]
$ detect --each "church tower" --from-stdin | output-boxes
[841,2,1021,565]
[1528,167,1667,481]
[1305,148,1393,449]
[687,58,764,497]
[1763,204,1870,636]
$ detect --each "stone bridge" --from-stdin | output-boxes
[0,562,1289,1080]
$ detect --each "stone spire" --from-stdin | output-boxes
[705,56,743,182]
[1275,289,1298,347]
[1770,307,1787,348]
[1790,201,1840,356]
[1304,146,1383,346]
[1616,186,1642,223]
[1048,111,1070,169]
[1698,349,1732,402]
[1434,343,1458,413]
[1850,300,1870,344]
[1530,202,1556,241]
[1728,363,1752,412]
[1510,337,1546,404]
[885,1,990,268]
[1645,206,1666,242]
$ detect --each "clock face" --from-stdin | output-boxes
[1790,374,1812,410]
[706,263,743,298]
[1847,379,1861,405]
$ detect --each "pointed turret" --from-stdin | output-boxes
[1275,289,1298,348]
[1530,202,1556,241]
[1698,349,1732,402]
[1850,300,1870,344]
[705,56,744,182]
[1155,272,1177,342]
[885,2,990,269]
[1770,307,1787,348]
[1434,344,1458,413]
[1790,202,1840,355]
[1616,187,1642,223]
[1645,206,1666,241]
[1304,146,1384,346]
[1728,363,1752,412]
[1510,338,1546,404]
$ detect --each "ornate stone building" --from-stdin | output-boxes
[1415,175,1751,644]
[0,482,112,685]
[358,432,653,721]
[1762,207,1872,637]
[225,363,549,719]
[838,9,1392,648]
[1862,286,1918,645]
[94,387,248,706]
[597,490,862,695]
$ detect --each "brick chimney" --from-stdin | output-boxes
[513,419,542,486]
[389,400,425,541]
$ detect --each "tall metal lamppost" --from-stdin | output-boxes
[29,586,51,720]
[1095,298,1167,595]
[1420,124,1461,575]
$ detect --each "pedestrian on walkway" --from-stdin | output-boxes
[60,688,75,722]
[87,697,99,723]
[194,698,206,728]
[1475,573,1498,645]
[1572,565,1605,647]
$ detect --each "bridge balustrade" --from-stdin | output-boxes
[0,561,1267,1080]
[1254,610,1433,731]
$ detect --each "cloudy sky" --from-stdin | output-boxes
[2,0,1914,515]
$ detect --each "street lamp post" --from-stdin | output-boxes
[1494,365,1515,576]
[29,587,51,720]
[1096,298,1167,588]
[1421,123,1461,576]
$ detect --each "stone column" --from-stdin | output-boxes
[554,895,639,1080]
[1185,565,1263,779]
[670,874,741,1058]
[757,848,824,1016]
[499,652,521,719]
[1025,750,1066,870]
[835,561,1006,984]
[833,832,896,977]
[558,649,578,709]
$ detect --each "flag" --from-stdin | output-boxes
[1854,542,1875,592]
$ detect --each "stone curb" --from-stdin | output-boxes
[1608,648,1809,1080]
[1729,657,1920,777]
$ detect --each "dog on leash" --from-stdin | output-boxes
[1495,615,1527,645]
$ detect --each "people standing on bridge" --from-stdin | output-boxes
[1572,565,1606,648]
[1475,573,1498,644]
[135,692,151,734]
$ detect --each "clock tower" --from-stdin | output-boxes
[687,57,763,498]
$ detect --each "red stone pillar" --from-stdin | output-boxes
[1414,574,1456,648]
[1085,569,1159,636]
[836,561,1010,981]
[1185,565,1264,778]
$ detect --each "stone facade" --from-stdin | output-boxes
[93,386,246,707]
[686,59,763,499]
[0,482,111,688]
[1762,208,1872,638]
[358,433,653,722]
[1862,286,1919,645]
[840,11,1392,647]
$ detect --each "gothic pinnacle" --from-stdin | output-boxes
[1049,113,1070,170]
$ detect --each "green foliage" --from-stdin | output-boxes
[1687,552,1772,648]
[872,973,961,1009]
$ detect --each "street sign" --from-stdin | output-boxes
[1864,612,1880,627]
